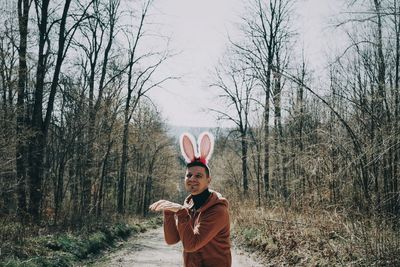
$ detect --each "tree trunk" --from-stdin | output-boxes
[117,123,128,213]
[117,61,134,214]
[54,152,65,224]
[372,0,385,211]
[28,0,72,221]
[394,1,400,214]
[263,84,270,201]
[241,132,248,194]
[16,0,30,216]
[27,0,50,221]
[84,1,118,217]
[273,72,286,199]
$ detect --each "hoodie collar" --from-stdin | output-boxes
[184,189,228,212]
[192,188,211,210]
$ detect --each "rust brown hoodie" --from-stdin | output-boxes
[163,190,231,267]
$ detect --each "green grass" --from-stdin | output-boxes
[0,217,163,267]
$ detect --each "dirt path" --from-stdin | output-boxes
[83,227,263,267]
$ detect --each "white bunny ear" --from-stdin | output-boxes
[198,132,214,164]
[180,133,197,163]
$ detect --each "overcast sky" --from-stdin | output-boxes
[145,0,344,128]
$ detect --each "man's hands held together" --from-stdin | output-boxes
[149,200,184,213]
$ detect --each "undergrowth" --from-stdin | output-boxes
[0,216,162,267]
[231,201,400,266]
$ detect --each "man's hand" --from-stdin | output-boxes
[149,200,184,213]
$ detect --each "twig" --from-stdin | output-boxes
[264,218,308,227]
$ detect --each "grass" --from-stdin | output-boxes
[230,201,400,266]
[0,216,163,267]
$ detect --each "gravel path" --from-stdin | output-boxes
[83,227,263,267]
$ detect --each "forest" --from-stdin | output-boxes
[0,0,399,266]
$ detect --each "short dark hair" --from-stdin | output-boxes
[186,161,210,177]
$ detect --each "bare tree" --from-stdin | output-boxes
[211,53,255,195]
[74,0,122,217]
[233,0,295,200]
[26,0,93,221]
[127,102,176,216]
[116,0,175,214]
[118,0,150,214]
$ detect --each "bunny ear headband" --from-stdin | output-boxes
[180,131,214,172]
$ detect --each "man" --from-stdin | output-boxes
[149,132,231,267]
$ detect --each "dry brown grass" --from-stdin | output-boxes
[230,200,400,266]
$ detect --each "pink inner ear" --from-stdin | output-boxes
[200,135,211,159]
[183,135,195,162]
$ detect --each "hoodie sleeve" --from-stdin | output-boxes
[163,210,180,245]
[175,203,229,252]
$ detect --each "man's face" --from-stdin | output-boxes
[185,166,211,195]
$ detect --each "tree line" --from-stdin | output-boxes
[211,0,400,217]
[0,0,180,225]
[1,0,399,230]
